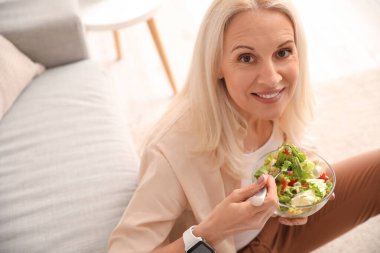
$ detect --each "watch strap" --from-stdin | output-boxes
[183,225,203,251]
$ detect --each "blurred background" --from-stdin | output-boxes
[82,0,380,252]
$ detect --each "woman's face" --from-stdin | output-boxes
[220,9,299,121]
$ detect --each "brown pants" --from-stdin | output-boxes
[239,149,380,253]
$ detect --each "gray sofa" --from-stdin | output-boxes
[0,0,139,252]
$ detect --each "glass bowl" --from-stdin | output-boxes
[253,148,336,218]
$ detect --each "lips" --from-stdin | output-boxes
[251,88,285,103]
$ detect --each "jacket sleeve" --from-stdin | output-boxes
[108,145,187,253]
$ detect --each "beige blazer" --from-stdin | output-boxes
[108,116,283,253]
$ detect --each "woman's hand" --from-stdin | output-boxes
[278,217,308,226]
[193,175,278,245]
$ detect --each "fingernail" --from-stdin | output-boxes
[257,175,265,184]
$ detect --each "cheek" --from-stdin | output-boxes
[221,61,249,98]
[222,63,253,91]
[226,72,252,89]
[285,62,299,92]
[223,69,253,103]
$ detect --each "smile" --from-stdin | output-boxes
[256,91,280,99]
[251,88,285,103]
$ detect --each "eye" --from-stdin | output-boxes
[276,49,292,58]
[239,54,255,63]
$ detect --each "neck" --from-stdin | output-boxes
[244,119,273,153]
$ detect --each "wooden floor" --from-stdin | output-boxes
[84,0,380,252]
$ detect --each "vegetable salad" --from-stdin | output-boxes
[254,144,333,210]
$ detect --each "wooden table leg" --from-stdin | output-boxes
[113,30,123,60]
[147,18,177,95]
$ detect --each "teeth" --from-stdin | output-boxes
[257,91,280,99]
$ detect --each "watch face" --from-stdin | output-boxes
[188,241,215,253]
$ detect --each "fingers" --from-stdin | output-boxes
[279,217,308,226]
[264,175,279,207]
[265,175,277,197]
[230,175,267,202]
[247,175,279,209]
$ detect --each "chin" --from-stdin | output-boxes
[256,107,286,121]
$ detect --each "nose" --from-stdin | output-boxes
[256,60,282,86]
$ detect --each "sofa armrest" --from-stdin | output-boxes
[0,0,88,68]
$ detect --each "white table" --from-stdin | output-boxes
[79,0,177,94]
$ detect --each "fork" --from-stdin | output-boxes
[250,172,281,206]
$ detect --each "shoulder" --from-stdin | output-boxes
[145,113,204,165]
[141,113,219,185]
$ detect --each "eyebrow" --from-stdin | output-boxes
[231,45,254,53]
[231,39,295,53]
[277,39,295,48]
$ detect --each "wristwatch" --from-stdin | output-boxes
[183,226,216,253]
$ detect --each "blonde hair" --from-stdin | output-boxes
[145,0,313,178]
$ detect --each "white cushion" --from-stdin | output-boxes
[0,60,139,253]
[0,34,44,120]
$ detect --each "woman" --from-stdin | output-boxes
[108,0,380,252]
